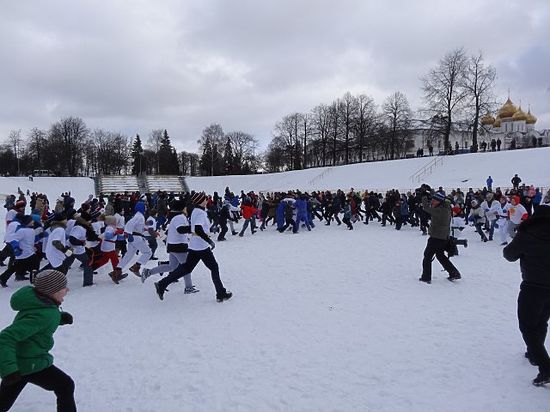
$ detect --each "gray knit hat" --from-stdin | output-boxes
[33,270,67,295]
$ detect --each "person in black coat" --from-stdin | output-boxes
[503,203,550,386]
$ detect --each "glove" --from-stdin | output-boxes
[60,311,73,325]
[2,371,22,386]
[207,239,216,250]
[127,234,134,242]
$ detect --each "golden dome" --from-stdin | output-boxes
[526,109,537,124]
[512,106,527,121]
[498,98,517,118]
[493,118,502,127]
[481,113,495,125]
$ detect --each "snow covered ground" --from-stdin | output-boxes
[187,147,550,194]
[0,151,548,411]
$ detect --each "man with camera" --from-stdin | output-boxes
[418,185,461,284]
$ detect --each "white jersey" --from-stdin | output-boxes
[5,209,17,225]
[14,227,35,260]
[167,214,190,245]
[481,200,500,221]
[46,226,66,268]
[124,212,145,235]
[88,221,103,248]
[509,203,527,225]
[69,225,87,255]
[42,227,51,253]
[4,221,20,243]
[65,219,76,237]
[101,225,117,252]
[115,213,125,240]
[189,207,210,251]
[144,216,156,236]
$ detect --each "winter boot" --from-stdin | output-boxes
[109,268,123,284]
[129,262,141,277]
[419,277,431,284]
[216,291,233,302]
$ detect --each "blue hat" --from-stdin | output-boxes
[432,192,446,203]
[134,202,146,214]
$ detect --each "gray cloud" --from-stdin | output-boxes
[0,0,548,151]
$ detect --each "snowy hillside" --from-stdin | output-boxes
[187,147,550,194]
[0,176,95,206]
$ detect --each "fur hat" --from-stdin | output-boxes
[191,192,207,205]
[432,192,446,203]
[33,270,67,296]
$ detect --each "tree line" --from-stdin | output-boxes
[1,47,497,177]
[265,48,497,172]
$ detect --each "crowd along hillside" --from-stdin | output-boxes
[0,147,547,202]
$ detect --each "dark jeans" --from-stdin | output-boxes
[158,248,226,296]
[518,283,550,373]
[421,237,459,281]
[0,365,76,411]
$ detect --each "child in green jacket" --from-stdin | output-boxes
[0,269,76,411]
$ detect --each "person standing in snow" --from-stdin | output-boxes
[506,196,528,240]
[503,201,550,386]
[511,174,522,190]
[418,187,461,284]
[486,176,493,191]
[0,270,76,411]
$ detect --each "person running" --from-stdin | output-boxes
[141,200,198,294]
[154,192,232,302]
[109,201,152,281]
[0,270,76,411]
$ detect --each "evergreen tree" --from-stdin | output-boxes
[131,134,144,175]
[223,137,234,175]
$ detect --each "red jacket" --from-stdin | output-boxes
[241,205,257,220]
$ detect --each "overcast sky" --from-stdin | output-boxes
[1,0,549,152]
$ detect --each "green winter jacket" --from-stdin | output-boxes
[422,195,452,240]
[0,286,61,378]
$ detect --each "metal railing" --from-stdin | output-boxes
[409,155,444,184]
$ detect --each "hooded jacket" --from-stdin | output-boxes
[422,195,451,240]
[0,286,61,378]
[503,206,550,288]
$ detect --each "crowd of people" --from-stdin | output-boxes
[0,175,549,409]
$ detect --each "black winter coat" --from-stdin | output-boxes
[503,206,550,288]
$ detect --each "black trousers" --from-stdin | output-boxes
[518,283,550,373]
[0,365,76,412]
[158,248,226,296]
[0,255,36,284]
[421,237,459,281]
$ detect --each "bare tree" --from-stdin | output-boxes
[382,91,413,159]
[311,104,330,166]
[47,117,88,175]
[340,92,357,164]
[421,48,468,153]
[460,51,496,152]
[226,131,259,173]
[147,129,164,173]
[8,130,22,175]
[26,128,47,169]
[354,94,376,162]
[328,99,343,166]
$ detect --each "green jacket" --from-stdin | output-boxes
[0,286,61,378]
[422,195,451,240]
